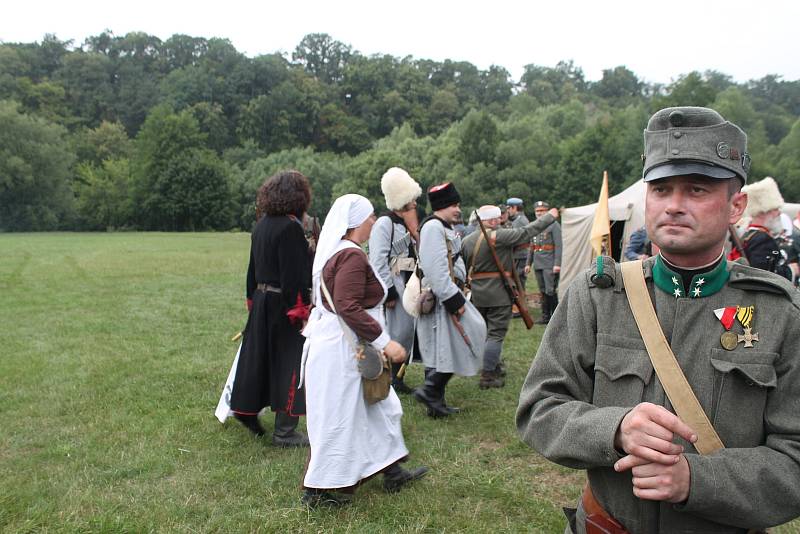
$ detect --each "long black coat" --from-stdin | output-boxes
[231,215,310,416]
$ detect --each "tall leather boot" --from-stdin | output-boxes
[391,361,413,394]
[535,293,551,325]
[435,372,459,414]
[413,370,451,418]
[551,292,559,314]
[272,411,309,448]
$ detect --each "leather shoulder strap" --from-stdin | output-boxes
[619,260,724,455]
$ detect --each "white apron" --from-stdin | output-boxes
[301,240,409,489]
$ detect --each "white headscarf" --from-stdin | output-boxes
[312,193,374,284]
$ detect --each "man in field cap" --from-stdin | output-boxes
[518,106,800,532]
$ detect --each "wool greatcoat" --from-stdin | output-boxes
[416,216,485,376]
[516,255,800,533]
[368,213,416,353]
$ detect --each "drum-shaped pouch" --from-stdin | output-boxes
[710,349,777,446]
[593,335,654,408]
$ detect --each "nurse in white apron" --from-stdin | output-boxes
[300,194,428,507]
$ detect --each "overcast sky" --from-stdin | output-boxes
[3,0,798,85]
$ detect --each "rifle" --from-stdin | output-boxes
[728,224,750,266]
[475,213,534,329]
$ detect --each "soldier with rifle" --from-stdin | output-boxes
[462,204,558,388]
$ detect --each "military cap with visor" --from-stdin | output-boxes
[642,106,750,184]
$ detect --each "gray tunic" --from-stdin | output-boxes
[516,256,800,533]
[417,217,485,376]
[510,212,530,261]
[529,221,562,271]
[368,214,416,353]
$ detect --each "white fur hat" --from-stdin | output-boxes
[477,205,501,220]
[743,176,784,217]
[381,167,422,211]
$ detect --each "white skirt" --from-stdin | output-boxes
[302,309,408,489]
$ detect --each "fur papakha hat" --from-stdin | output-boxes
[743,176,784,217]
[381,167,422,211]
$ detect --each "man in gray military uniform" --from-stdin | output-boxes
[506,197,530,288]
[517,106,800,533]
[462,204,557,388]
[525,200,562,325]
[369,167,422,393]
[414,182,486,418]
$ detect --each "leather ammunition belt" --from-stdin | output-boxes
[470,271,512,280]
[533,244,555,251]
[256,283,281,294]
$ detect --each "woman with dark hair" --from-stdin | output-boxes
[230,170,312,446]
[299,194,428,507]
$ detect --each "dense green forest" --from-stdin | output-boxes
[1,31,799,231]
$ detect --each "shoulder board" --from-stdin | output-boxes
[588,255,617,289]
[729,263,800,309]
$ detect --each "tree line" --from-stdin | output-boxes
[1,31,799,231]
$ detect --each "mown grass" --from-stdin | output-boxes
[1,233,797,533]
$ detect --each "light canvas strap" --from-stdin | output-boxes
[620,260,724,455]
[466,231,485,284]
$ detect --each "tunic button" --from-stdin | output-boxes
[673,131,682,139]
[672,149,680,155]
[746,380,755,386]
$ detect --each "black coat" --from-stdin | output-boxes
[231,215,311,416]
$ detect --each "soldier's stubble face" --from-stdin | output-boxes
[645,175,747,268]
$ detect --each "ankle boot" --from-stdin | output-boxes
[479,369,505,389]
[233,413,266,437]
[272,412,309,447]
[413,371,451,418]
[382,462,429,493]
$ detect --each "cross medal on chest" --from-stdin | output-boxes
[715,305,759,349]
[736,306,759,347]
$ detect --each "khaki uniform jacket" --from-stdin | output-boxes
[462,214,555,308]
[516,256,800,533]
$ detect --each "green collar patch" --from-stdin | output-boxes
[652,255,729,299]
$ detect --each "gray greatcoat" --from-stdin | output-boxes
[416,217,485,376]
[516,256,800,533]
[368,214,416,353]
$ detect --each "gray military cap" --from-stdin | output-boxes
[642,106,750,184]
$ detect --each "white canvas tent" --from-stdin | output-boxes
[559,180,800,290]
[560,180,646,290]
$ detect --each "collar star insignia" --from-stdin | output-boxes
[692,287,702,297]
[672,276,679,285]
[696,278,705,286]
[673,288,682,297]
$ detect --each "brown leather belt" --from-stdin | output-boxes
[256,283,281,294]
[533,244,555,251]
[470,271,512,280]
[582,484,628,534]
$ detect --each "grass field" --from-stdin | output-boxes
[1,233,797,533]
